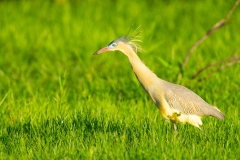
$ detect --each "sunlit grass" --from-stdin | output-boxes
[0,0,240,159]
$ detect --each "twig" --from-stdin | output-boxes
[192,56,240,79]
[197,59,240,82]
[191,49,239,79]
[181,0,240,69]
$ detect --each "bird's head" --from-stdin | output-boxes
[94,33,142,55]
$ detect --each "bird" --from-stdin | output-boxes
[93,32,225,130]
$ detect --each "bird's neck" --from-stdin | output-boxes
[125,47,159,92]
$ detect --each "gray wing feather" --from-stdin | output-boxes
[162,80,224,120]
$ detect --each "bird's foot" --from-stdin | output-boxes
[173,123,177,131]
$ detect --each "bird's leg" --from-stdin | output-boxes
[173,123,177,131]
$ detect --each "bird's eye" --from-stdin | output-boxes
[108,42,118,49]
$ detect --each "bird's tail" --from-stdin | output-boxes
[210,106,225,120]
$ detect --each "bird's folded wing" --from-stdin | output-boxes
[162,80,222,118]
[164,90,207,116]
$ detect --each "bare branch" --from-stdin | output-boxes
[191,49,239,79]
[181,0,240,69]
[197,59,240,82]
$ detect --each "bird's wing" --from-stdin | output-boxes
[162,80,224,119]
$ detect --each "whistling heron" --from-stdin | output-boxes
[94,32,224,130]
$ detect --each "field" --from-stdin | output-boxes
[0,0,240,159]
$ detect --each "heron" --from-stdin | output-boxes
[94,32,225,130]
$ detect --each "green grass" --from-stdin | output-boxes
[0,0,240,159]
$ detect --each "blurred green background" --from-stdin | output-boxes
[0,0,240,159]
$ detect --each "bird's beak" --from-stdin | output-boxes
[93,47,110,55]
